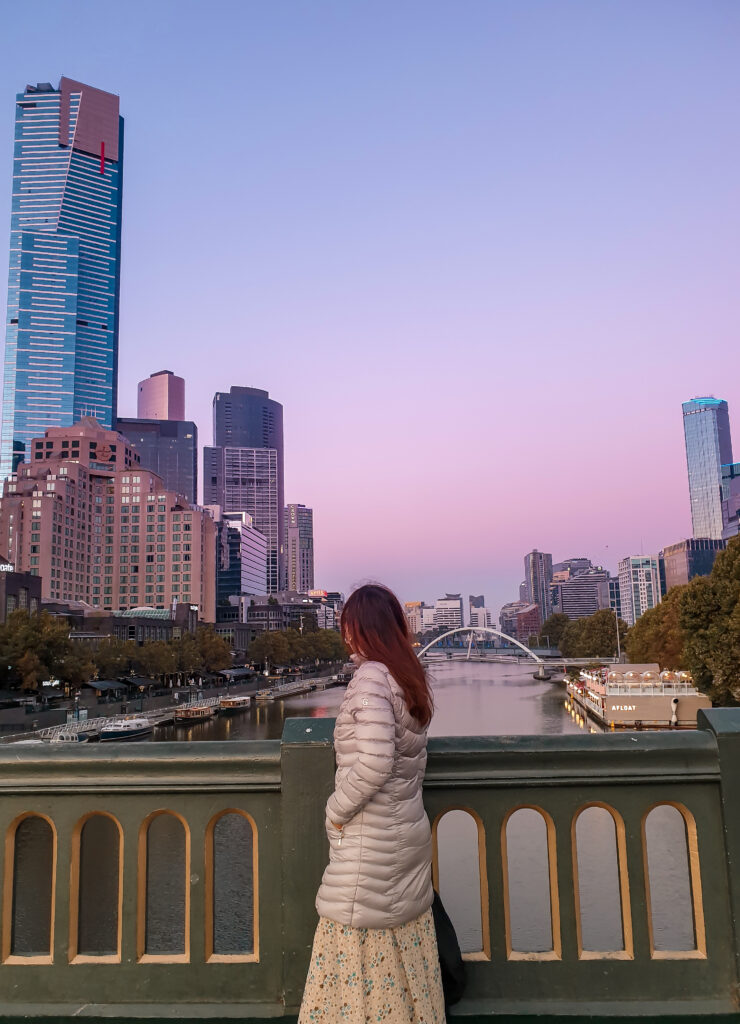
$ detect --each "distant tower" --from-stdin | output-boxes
[524,550,553,621]
[138,370,185,420]
[1,78,124,478]
[285,504,314,593]
[683,397,733,540]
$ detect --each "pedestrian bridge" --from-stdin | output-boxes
[0,711,738,1022]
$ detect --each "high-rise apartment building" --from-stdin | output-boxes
[0,419,215,619]
[617,556,660,627]
[524,550,553,621]
[683,397,733,540]
[285,503,314,593]
[404,601,425,635]
[137,370,185,420]
[1,79,124,479]
[208,507,268,609]
[660,538,724,593]
[204,387,284,592]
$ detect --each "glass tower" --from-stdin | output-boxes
[682,397,733,540]
[1,78,124,478]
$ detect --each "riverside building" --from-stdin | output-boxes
[660,538,725,593]
[1,79,124,478]
[524,549,553,621]
[0,419,216,620]
[682,397,733,540]
[433,594,464,629]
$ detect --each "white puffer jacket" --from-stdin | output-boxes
[315,658,433,928]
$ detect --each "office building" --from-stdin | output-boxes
[205,387,284,592]
[208,507,268,610]
[285,503,314,593]
[404,601,425,635]
[721,463,740,539]
[617,556,661,627]
[660,538,724,593]
[500,601,528,639]
[524,550,553,621]
[552,557,592,578]
[117,418,198,504]
[0,419,216,620]
[683,397,733,540]
[137,370,185,421]
[551,569,609,620]
[516,603,542,643]
[433,594,464,629]
[204,446,280,593]
[421,606,436,632]
[1,79,124,479]
[608,578,622,621]
[469,606,493,628]
[519,581,528,602]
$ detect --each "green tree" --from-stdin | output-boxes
[196,627,231,673]
[678,539,740,705]
[624,587,686,668]
[559,609,627,659]
[94,639,137,679]
[539,613,570,649]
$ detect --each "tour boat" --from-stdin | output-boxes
[99,717,153,742]
[567,664,712,730]
[218,694,252,713]
[174,703,215,724]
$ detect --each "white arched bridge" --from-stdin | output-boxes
[417,626,544,664]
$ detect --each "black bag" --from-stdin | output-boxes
[431,889,466,1007]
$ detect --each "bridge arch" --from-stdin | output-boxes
[417,626,543,664]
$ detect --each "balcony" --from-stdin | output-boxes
[0,710,737,1020]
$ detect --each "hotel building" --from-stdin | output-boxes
[0,419,215,620]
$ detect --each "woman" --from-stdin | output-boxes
[299,583,445,1024]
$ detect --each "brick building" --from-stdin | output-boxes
[0,419,216,621]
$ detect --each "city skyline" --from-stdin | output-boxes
[1,2,738,614]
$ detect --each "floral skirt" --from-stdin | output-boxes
[298,909,445,1024]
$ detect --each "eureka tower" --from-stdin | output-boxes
[1,78,124,478]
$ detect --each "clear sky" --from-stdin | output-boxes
[1,1,739,615]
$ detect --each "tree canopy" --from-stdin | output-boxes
[248,628,347,668]
[624,586,686,669]
[559,609,628,659]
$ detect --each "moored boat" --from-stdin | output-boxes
[99,717,153,742]
[218,694,251,713]
[51,729,90,744]
[567,664,711,729]
[175,703,215,724]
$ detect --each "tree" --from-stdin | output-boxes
[196,627,231,673]
[539,613,570,649]
[559,609,627,659]
[678,539,740,705]
[94,639,136,679]
[624,587,686,668]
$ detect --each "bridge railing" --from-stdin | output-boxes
[0,712,738,1020]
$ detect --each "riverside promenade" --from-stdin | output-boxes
[0,709,738,1022]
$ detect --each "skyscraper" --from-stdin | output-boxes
[1,78,124,479]
[204,387,285,593]
[137,370,185,420]
[682,397,733,540]
[524,550,553,621]
[285,503,314,593]
[116,418,198,504]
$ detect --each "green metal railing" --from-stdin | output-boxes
[0,711,738,1020]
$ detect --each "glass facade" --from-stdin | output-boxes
[116,418,197,505]
[1,79,123,479]
[682,397,733,541]
[617,556,660,627]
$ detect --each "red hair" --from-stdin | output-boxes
[341,583,433,727]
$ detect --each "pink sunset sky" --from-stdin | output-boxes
[1,1,739,615]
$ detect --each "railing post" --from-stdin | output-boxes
[698,707,740,981]
[280,717,336,1012]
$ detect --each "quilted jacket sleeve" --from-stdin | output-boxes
[325,668,396,826]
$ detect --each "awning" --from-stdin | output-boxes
[219,668,253,680]
[82,679,128,692]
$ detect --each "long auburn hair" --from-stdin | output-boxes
[341,583,433,727]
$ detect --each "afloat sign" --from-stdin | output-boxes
[611,704,637,712]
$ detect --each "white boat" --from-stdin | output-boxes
[218,694,251,713]
[51,730,89,744]
[99,717,153,742]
